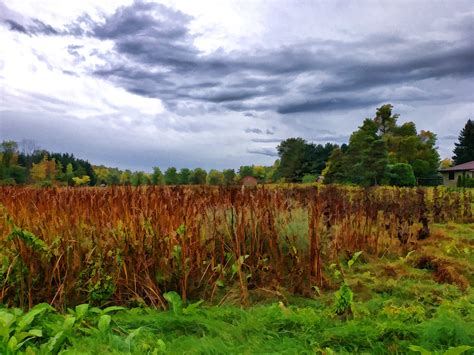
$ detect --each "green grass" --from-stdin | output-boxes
[1,290,473,354]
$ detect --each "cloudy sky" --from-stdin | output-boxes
[0,0,473,171]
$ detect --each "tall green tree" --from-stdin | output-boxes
[178,168,191,185]
[0,141,19,168]
[223,169,236,185]
[151,167,164,185]
[365,139,389,185]
[164,167,179,185]
[324,104,440,186]
[276,138,307,182]
[131,171,149,186]
[341,119,381,186]
[207,169,224,185]
[277,138,337,182]
[453,119,474,165]
[374,104,398,135]
[238,166,254,178]
[190,168,207,185]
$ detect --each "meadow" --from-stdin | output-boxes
[0,185,473,354]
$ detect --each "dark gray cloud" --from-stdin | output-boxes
[84,1,473,114]
[245,128,263,134]
[277,97,382,115]
[247,147,278,157]
[2,18,58,36]
[4,1,471,116]
[251,138,282,143]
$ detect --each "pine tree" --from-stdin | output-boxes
[453,119,474,165]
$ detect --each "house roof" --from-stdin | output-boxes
[241,176,257,185]
[439,160,474,172]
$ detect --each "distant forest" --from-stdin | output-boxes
[1,105,473,187]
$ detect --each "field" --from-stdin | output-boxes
[0,185,473,354]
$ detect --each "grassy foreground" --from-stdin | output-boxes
[1,223,473,354]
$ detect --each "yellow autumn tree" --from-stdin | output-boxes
[30,156,57,182]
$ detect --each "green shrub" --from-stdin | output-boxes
[457,176,474,188]
[302,174,317,184]
[387,164,416,187]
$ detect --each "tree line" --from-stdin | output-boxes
[1,105,473,187]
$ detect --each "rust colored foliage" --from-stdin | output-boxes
[0,185,471,308]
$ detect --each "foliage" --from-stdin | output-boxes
[72,175,91,186]
[302,174,317,184]
[0,184,473,353]
[0,140,97,186]
[178,168,191,185]
[387,163,417,187]
[0,286,471,354]
[223,169,236,185]
[453,119,474,165]
[277,138,337,182]
[190,168,207,185]
[457,175,474,188]
[151,167,164,185]
[333,283,353,316]
[164,167,179,185]
[324,104,440,185]
[207,169,224,185]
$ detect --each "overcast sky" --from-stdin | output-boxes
[0,0,473,171]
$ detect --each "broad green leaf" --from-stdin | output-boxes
[156,339,166,352]
[63,315,76,331]
[102,306,126,315]
[163,291,182,315]
[444,346,473,355]
[0,311,15,331]
[408,345,432,355]
[7,335,18,352]
[98,315,111,332]
[183,300,204,315]
[75,304,89,319]
[88,307,102,314]
[44,330,67,354]
[15,329,42,342]
[126,327,143,345]
[348,251,363,268]
[16,304,52,332]
[26,329,42,337]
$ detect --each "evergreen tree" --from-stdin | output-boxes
[207,169,224,185]
[164,167,179,185]
[190,168,207,185]
[178,168,191,185]
[453,119,474,165]
[223,169,236,185]
[151,167,164,185]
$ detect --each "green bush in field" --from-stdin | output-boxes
[387,163,417,187]
[302,174,317,184]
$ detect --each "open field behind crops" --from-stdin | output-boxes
[0,186,473,354]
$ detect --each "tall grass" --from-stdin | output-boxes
[0,185,471,308]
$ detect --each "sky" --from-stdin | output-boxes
[0,0,473,171]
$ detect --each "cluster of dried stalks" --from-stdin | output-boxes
[0,185,471,308]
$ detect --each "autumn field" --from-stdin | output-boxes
[0,185,473,354]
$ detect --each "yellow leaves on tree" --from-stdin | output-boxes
[30,156,57,182]
[72,175,91,186]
